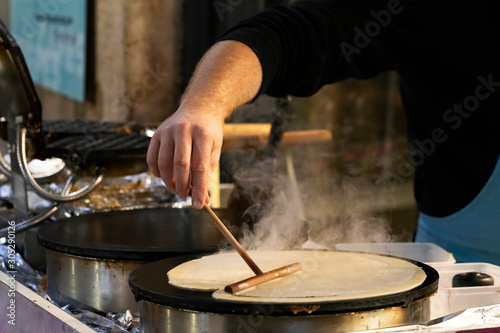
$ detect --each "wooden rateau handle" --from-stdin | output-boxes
[203,203,263,275]
[202,203,303,294]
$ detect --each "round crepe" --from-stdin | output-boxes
[167,250,427,303]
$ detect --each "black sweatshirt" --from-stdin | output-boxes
[220,0,500,218]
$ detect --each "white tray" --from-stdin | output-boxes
[335,242,456,263]
[429,262,500,319]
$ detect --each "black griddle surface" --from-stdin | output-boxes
[128,253,439,316]
[38,207,237,261]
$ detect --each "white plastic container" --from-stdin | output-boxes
[335,242,456,263]
[429,262,500,319]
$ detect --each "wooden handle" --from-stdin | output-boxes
[222,124,332,152]
[202,204,263,275]
[223,123,271,137]
[281,130,332,147]
[222,124,270,152]
[225,262,302,294]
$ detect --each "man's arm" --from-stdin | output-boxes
[148,0,395,209]
[147,40,262,209]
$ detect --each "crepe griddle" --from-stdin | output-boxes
[38,207,238,261]
[128,253,439,316]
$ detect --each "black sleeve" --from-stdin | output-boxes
[219,0,398,97]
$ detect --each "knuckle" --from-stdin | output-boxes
[191,162,208,173]
[174,158,189,168]
[194,127,212,141]
[174,122,192,135]
[146,154,158,166]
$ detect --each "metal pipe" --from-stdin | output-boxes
[16,126,104,202]
[0,150,11,178]
[61,174,76,194]
[0,174,75,237]
[0,205,58,237]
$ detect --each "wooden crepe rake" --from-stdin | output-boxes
[203,204,302,294]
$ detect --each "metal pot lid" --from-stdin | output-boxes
[128,253,439,316]
[37,207,237,261]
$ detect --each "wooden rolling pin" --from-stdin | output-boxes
[222,123,332,152]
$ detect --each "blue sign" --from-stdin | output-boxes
[10,0,87,102]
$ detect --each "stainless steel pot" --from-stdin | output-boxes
[129,253,439,332]
[38,207,238,314]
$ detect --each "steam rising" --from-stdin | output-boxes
[239,178,308,250]
[231,149,396,251]
[224,87,407,251]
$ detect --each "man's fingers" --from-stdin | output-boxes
[147,113,222,210]
[146,136,161,177]
[157,137,175,194]
[173,125,193,198]
[190,131,214,209]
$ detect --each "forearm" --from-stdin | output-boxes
[179,40,263,119]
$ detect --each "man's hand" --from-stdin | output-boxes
[147,108,223,209]
[146,40,263,209]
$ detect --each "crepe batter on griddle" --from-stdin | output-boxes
[167,250,426,303]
